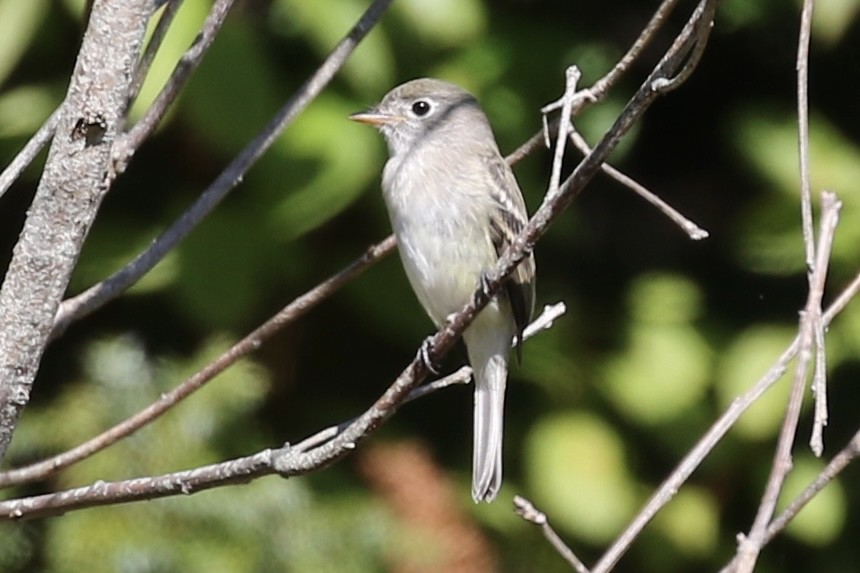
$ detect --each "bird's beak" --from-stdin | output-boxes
[349,109,398,126]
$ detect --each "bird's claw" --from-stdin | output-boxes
[418,338,440,375]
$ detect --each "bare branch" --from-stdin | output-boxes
[735,191,840,573]
[0,0,155,462]
[113,0,236,175]
[588,0,683,97]
[0,106,61,201]
[0,300,564,519]
[797,0,816,273]
[541,66,585,202]
[126,0,185,108]
[0,236,395,488]
[514,495,591,573]
[593,254,855,573]
[51,0,395,338]
[566,129,708,240]
[505,0,684,166]
[720,427,860,573]
[650,0,717,94]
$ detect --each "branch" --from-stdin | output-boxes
[735,191,841,573]
[0,236,395,488]
[50,0,395,338]
[514,495,591,573]
[796,0,816,273]
[505,0,685,166]
[720,426,860,573]
[112,0,236,176]
[126,0,185,108]
[0,303,564,519]
[0,0,155,462]
[591,224,854,573]
[566,128,708,240]
[0,107,62,202]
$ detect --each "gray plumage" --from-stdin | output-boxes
[351,78,536,502]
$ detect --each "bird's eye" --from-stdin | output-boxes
[411,100,431,116]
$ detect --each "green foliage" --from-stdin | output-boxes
[525,413,638,544]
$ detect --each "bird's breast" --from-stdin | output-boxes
[382,153,498,326]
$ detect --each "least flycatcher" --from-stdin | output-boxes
[351,78,536,502]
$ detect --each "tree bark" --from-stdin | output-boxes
[0,0,153,461]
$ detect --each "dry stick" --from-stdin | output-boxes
[0,107,62,201]
[591,265,858,573]
[541,66,584,200]
[290,302,567,452]
[720,426,860,573]
[0,236,394,488]
[765,426,860,541]
[0,0,711,517]
[795,0,828,458]
[51,0,393,338]
[589,0,683,98]
[567,129,708,240]
[126,0,185,109]
[650,0,716,95]
[505,0,684,166]
[112,0,235,175]
[514,496,591,573]
[797,0,816,274]
[0,302,564,519]
[734,192,841,573]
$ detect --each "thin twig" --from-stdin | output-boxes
[541,66,583,202]
[505,0,684,166]
[796,0,816,273]
[567,129,708,240]
[650,0,717,93]
[113,0,235,174]
[720,426,860,573]
[589,0,683,97]
[50,0,395,338]
[0,302,565,519]
[514,495,591,573]
[592,261,857,573]
[734,192,840,573]
[302,302,568,447]
[795,0,828,458]
[0,107,62,201]
[126,0,185,109]
[0,236,395,488]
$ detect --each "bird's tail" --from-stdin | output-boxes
[468,338,509,503]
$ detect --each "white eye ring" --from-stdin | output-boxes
[411,100,432,117]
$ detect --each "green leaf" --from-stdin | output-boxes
[525,413,638,543]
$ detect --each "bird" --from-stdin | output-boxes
[350,78,536,502]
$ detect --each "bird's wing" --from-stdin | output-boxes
[483,152,536,362]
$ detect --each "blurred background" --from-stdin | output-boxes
[1,0,859,571]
